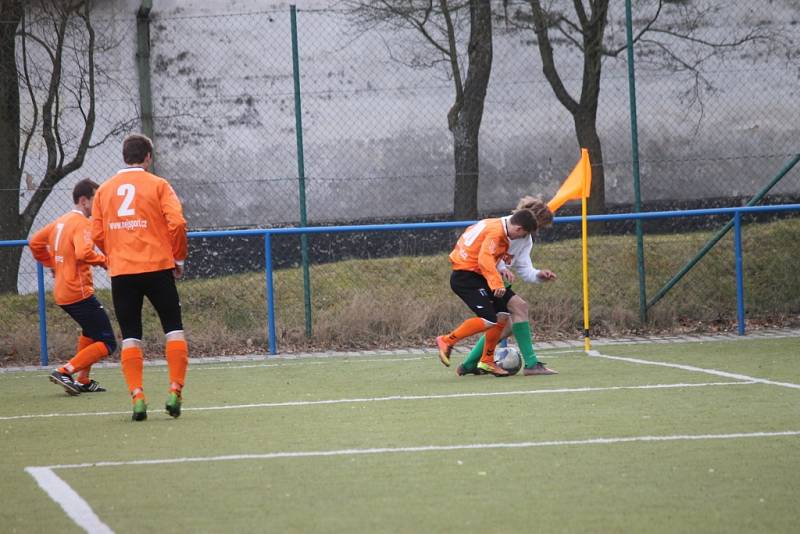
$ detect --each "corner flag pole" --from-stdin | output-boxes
[581,185,591,352]
[547,148,592,352]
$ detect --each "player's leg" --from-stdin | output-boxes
[460,322,514,374]
[478,310,509,376]
[437,271,495,367]
[470,289,513,376]
[62,296,117,392]
[144,269,187,418]
[112,274,148,420]
[458,335,486,375]
[506,295,557,376]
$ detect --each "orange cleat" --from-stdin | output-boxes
[436,336,453,367]
[477,360,510,377]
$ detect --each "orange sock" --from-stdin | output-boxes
[121,346,144,396]
[480,317,509,364]
[73,336,96,382]
[76,335,94,353]
[69,342,108,377]
[165,339,188,392]
[445,317,488,345]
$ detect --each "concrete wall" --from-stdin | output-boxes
[16,0,800,291]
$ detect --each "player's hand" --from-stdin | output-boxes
[537,270,557,282]
[501,270,516,284]
[493,287,506,297]
[173,263,184,279]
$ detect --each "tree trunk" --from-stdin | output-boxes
[0,0,23,293]
[452,125,481,219]
[450,0,492,220]
[574,111,606,216]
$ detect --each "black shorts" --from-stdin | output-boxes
[449,270,514,323]
[60,295,117,354]
[111,269,183,340]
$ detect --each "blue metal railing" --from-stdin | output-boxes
[2,204,799,365]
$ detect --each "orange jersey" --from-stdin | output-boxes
[448,217,511,290]
[29,210,106,305]
[91,168,187,277]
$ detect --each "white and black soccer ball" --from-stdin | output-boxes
[493,346,522,375]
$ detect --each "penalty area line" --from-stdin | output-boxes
[587,350,800,389]
[25,467,114,534]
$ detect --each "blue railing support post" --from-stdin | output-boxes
[734,212,746,336]
[264,231,277,354]
[36,262,48,366]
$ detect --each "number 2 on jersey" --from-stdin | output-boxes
[117,184,136,216]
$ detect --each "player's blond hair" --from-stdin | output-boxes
[513,196,553,229]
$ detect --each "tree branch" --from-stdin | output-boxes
[440,0,463,127]
[18,10,37,181]
[528,0,579,114]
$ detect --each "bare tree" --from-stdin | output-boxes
[503,0,791,216]
[0,0,135,293]
[344,0,493,219]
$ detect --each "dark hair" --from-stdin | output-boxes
[122,134,153,165]
[509,208,537,233]
[514,196,553,228]
[72,179,99,203]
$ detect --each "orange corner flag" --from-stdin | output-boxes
[547,148,592,213]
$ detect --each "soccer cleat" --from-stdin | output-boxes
[165,391,182,418]
[436,335,453,367]
[131,398,148,421]
[523,362,558,376]
[456,364,485,376]
[75,380,106,393]
[477,360,510,377]
[49,370,81,396]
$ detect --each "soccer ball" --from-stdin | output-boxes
[493,346,522,375]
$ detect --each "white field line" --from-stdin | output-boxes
[0,350,585,378]
[35,430,800,471]
[26,428,800,534]
[0,356,428,378]
[25,467,114,534]
[194,356,426,371]
[0,380,754,421]
[587,350,800,390]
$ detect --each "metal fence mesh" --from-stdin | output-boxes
[2,1,799,363]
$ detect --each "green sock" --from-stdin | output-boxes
[512,321,539,368]
[462,336,485,370]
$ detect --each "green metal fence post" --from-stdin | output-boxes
[136,0,155,159]
[625,0,647,324]
[647,153,800,310]
[290,5,313,337]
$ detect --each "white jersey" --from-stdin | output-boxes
[498,234,541,283]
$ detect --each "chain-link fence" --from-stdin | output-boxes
[2,1,799,364]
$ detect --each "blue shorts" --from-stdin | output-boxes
[60,295,117,354]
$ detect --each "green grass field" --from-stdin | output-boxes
[1,336,799,533]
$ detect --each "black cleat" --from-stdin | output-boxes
[456,364,486,376]
[165,391,182,418]
[49,370,81,396]
[132,399,148,421]
[75,380,106,393]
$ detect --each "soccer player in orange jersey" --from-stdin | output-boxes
[436,209,537,376]
[91,134,188,421]
[29,179,117,395]
[457,197,558,377]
